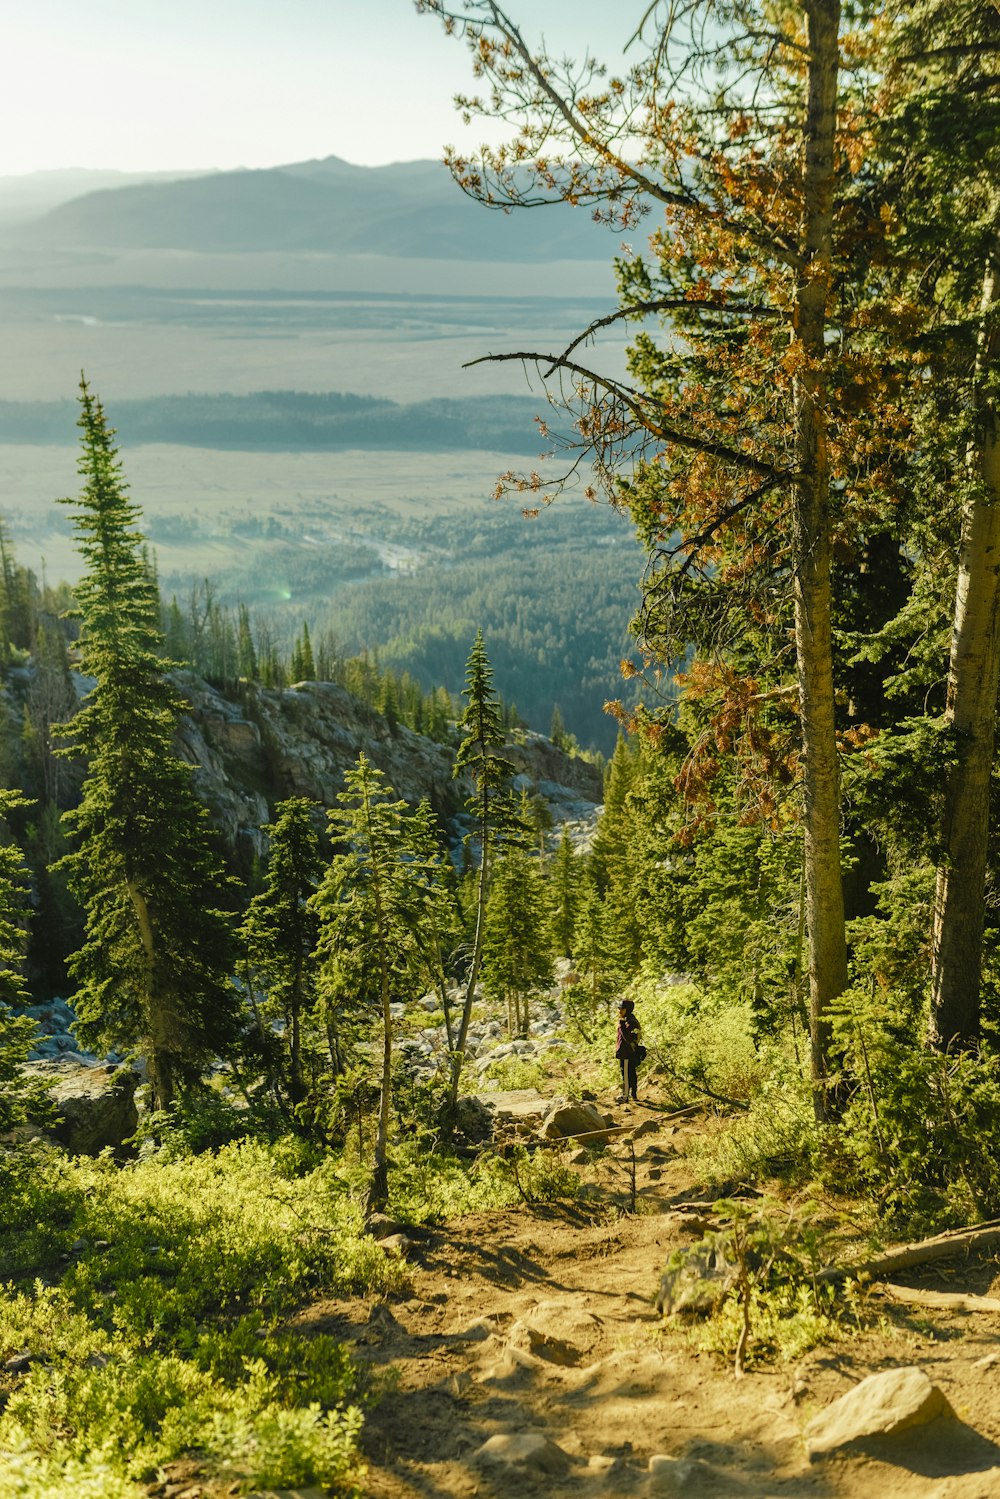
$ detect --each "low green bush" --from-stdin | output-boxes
[830,987,1000,1227]
[633,976,792,1106]
[0,1139,401,1497]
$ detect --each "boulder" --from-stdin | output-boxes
[475,1089,550,1127]
[44,1063,138,1156]
[805,1366,954,1457]
[365,1213,407,1241]
[509,1301,603,1367]
[538,1098,611,1141]
[453,1094,494,1142]
[647,1454,740,1493]
[474,1432,570,1476]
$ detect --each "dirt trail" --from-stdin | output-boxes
[299,1101,1000,1499]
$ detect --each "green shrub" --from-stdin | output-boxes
[690,1082,815,1185]
[831,988,1000,1226]
[0,1140,396,1498]
[477,1056,546,1092]
[634,977,790,1106]
[659,1197,866,1369]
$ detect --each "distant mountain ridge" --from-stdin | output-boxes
[10,156,622,262]
[0,167,213,227]
[0,390,546,453]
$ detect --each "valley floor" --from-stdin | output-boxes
[303,1094,1000,1499]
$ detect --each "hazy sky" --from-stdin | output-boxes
[2,0,641,176]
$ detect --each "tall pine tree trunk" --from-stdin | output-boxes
[127,879,175,1111]
[448,784,490,1107]
[367,879,393,1216]
[931,239,1000,1050]
[794,0,848,1120]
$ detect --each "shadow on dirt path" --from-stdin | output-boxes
[295,1096,1000,1499]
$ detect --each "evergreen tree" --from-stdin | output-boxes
[236,603,257,680]
[380,672,400,735]
[882,3,1000,1048]
[447,630,519,1104]
[0,789,52,1132]
[420,0,920,1116]
[571,870,622,1033]
[57,380,238,1110]
[406,797,463,1050]
[481,846,553,1037]
[549,824,580,959]
[241,797,323,1118]
[298,622,316,681]
[590,733,644,973]
[311,754,423,1212]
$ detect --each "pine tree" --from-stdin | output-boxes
[447,630,519,1104]
[236,603,257,680]
[572,870,622,1027]
[406,798,463,1050]
[299,622,315,681]
[0,800,47,1132]
[241,797,323,1118]
[549,825,580,959]
[482,846,553,1037]
[380,672,400,735]
[311,754,423,1213]
[420,0,887,1117]
[57,380,238,1110]
[882,4,1000,1048]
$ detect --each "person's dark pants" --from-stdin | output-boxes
[619,1056,637,1099]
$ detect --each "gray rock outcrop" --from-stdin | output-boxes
[42,1061,139,1156]
[474,1089,551,1134]
[172,675,600,871]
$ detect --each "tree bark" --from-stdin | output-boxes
[448,759,490,1108]
[931,240,1000,1051]
[794,0,849,1119]
[367,852,393,1218]
[127,878,175,1112]
[817,1217,1000,1282]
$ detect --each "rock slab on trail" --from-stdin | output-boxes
[538,1097,611,1140]
[805,1365,954,1457]
[474,1431,571,1475]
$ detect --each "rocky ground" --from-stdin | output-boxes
[298,1086,1000,1499]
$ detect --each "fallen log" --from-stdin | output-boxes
[817,1219,1000,1284]
[876,1282,1000,1314]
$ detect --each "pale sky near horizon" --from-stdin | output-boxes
[1,0,641,177]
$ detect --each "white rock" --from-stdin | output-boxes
[509,1301,603,1366]
[805,1366,953,1457]
[474,1432,570,1475]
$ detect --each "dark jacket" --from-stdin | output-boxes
[616,1013,640,1059]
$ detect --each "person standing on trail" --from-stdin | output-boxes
[616,998,642,1103]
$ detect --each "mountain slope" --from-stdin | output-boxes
[12,156,621,261]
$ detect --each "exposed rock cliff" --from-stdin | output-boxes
[173,674,601,869]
